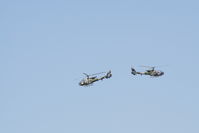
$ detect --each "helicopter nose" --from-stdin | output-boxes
[79,82,83,86]
[161,72,164,76]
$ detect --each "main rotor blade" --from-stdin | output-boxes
[83,73,89,77]
[140,65,155,68]
[90,72,107,76]
[82,72,107,77]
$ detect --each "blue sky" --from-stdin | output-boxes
[1,0,199,133]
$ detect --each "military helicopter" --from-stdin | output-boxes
[79,70,112,86]
[131,66,164,77]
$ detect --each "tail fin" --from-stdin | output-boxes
[131,67,137,75]
[105,70,112,78]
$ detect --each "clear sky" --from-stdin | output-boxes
[1,0,199,133]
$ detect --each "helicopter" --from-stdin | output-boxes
[131,66,164,77]
[79,70,112,86]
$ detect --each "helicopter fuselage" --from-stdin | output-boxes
[79,77,99,86]
[144,70,164,77]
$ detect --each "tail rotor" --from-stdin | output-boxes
[131,67,137,75]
